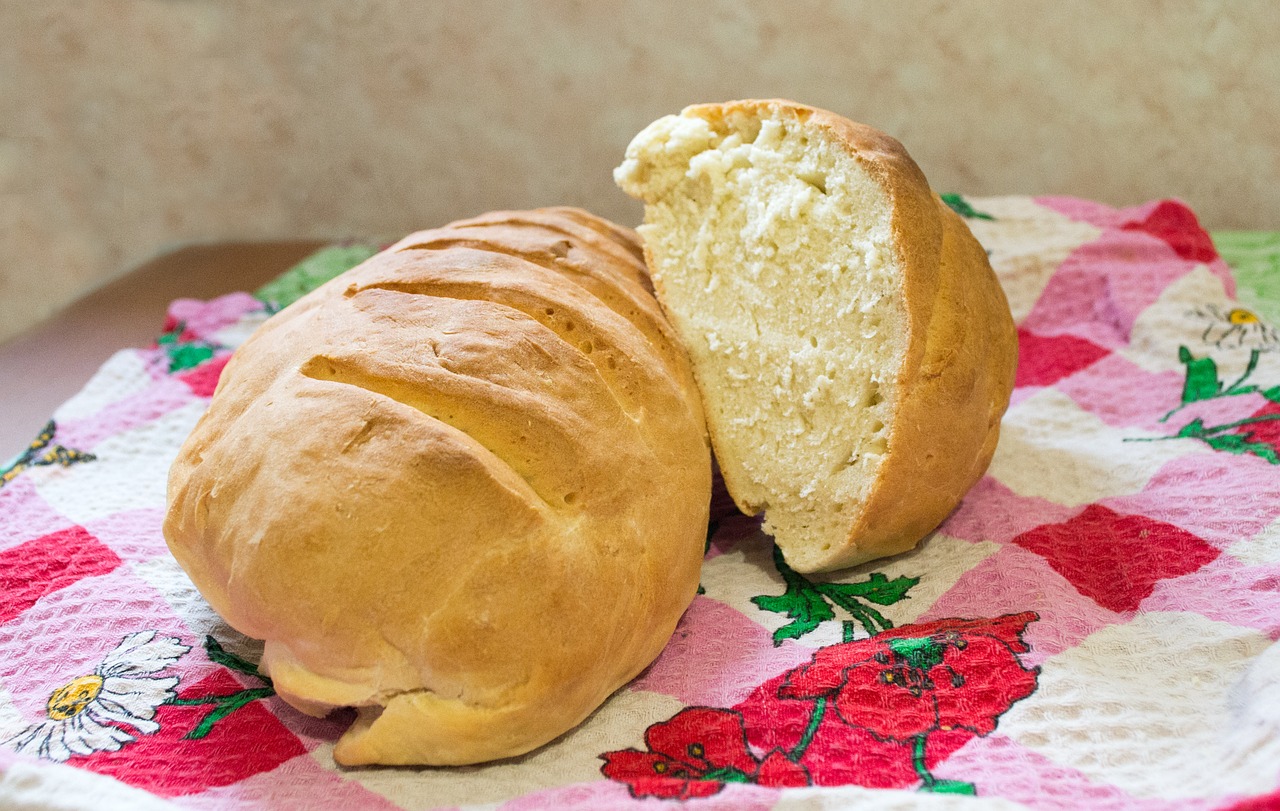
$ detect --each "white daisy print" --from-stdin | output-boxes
[4,631,190,762]
[1191,304,1280,351]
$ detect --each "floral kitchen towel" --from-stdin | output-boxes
[2,198,1279,810]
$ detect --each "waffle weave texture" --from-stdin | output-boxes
[2,196,1279,810]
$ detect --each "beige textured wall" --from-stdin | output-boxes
[4,1,1279,343]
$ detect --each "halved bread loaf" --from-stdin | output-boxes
[164,208,711,765]
[616,100,1016,573]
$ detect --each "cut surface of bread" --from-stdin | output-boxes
[163,208,710,766]
[616,100,1016,573]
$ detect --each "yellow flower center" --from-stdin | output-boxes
[47,675,104,720]
[1229,308,1260,325]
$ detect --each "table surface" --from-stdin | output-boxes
[0,242,324,461]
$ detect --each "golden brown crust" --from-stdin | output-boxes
[164,208,711,765]
[839,198,1017,566]
[633,100,1015,572]
[762,101,1015,569]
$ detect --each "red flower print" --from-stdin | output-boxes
[780,613,1039,743]
[1230,401,1280,460]
[735,672,973,790]
[600,707,808,799]
[601,615,1038,797]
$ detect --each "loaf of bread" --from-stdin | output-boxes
[615,100,1016,573]
[164,208,711,765]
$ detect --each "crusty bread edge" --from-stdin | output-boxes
[645,99,1015,572]
[829,197,1016,570]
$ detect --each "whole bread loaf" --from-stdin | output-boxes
[164,208,711,765]
[616,100,1016,573]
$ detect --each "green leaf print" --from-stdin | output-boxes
[1204,434,1280,464]
[156,323,219,373]
[752,546,918,645]
[1130,417,1280,464]
[940,193,994,221]
[1178,345,1222,404]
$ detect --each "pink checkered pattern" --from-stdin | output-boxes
[1,198,1278,810]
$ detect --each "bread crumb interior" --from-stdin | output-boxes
[616,109,905,566]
